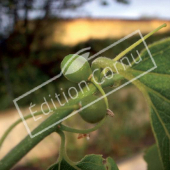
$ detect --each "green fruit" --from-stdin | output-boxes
[61,54,92,83]
[79,95,107,124]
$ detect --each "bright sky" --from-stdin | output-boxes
[1,0,170,36]
[63,0,170,19]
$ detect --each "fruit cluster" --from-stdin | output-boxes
[61,54,111,124]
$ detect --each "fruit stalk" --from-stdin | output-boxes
[114,23,167,61]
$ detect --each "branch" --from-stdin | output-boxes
[0,75,119,170]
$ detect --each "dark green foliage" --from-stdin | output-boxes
[48,155,119,170]
[131,38,170,170]
[144,145,163,170]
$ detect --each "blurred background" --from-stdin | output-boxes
[0,0,170,169]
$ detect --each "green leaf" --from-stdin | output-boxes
[48,154,119,170]
[48,158,76,170]
[77,154,106,170]
[130,38,170,170]
[144,144,164,170]
[105,157,119,170]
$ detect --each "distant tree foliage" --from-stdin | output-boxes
[0,0,129,37]
[0,0,129,109]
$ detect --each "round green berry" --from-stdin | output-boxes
[79,95,107,124]
[61,54,92,83]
